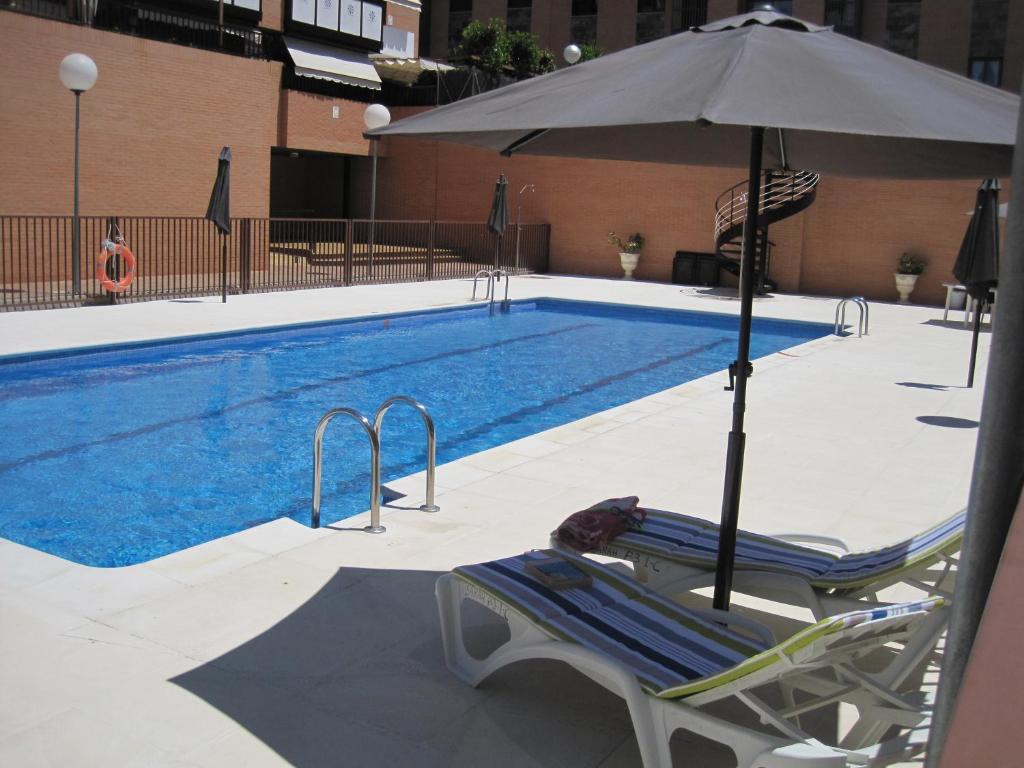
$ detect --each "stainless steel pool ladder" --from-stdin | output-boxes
[311,396,439,531]
[834,296,870,337]
[472,270,493,301]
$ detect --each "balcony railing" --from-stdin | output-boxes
[0,216,551,310]
[2,0,272,60]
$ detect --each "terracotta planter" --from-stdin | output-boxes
[894,273,920,304]
[620,252,640,280]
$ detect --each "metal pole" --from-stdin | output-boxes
[713,125,764,612]
[72,89,82,296]
[218,0,224,47]
[516,195,522,271]
[926,93,1024,765]
[221,236,227,303]
[967,306,982,387]
[369,137,379,280]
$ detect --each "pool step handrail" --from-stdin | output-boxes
[489,269,511,314]
[834,296,870,337]
[472,270,494,301]
[373,395,440,514]
[312,408,383,532]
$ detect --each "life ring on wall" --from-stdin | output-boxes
[96,241,136,293]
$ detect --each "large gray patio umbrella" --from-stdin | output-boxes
[370,10,1017,610]
[953,179,1000,388]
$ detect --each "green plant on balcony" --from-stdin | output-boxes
[460,18,511,74]
[579,43,603,62]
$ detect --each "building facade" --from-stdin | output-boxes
[427,1,1024,93]
[0,0,424,219]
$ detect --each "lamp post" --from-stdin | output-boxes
[563,43,582,65]
[363,103,391,281]
[515,184,535,271]
[59,53,98,297]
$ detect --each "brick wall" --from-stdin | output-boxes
[0,14,280,218]
[375,110,1000,306]
[278,91,376,156]
[385,1,422,56]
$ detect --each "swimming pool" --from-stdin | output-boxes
[0,299,829,567]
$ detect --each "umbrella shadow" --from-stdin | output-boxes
[170,566,640,767]
[917,415,979,429]
[921,319,992,332]
[897,381,952,391]
[169,563,902,767]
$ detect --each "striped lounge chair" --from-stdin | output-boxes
[559,508,964,619]
[437,549,948,768]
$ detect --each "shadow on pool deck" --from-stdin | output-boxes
[169,565,869,768]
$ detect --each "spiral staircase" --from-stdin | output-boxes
[714,169,820,293]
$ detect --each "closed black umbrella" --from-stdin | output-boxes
[205,146,231,302]
[487,173,509,269]
[371,11,1017,611]
[954,179,1000,388]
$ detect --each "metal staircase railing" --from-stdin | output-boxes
[714,169,820,246]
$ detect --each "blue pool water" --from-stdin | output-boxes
[0,299,828,567]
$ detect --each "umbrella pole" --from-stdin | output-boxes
[967,304,983,387]
[221,236,227,304]
[713,126,764,612]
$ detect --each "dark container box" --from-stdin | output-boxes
[672,251,720,287]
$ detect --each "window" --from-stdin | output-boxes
[671,0,707,33]
[448,0,472,55]
[571,0,598,46]
[824,0,860,38]
[970,0,1008,86]
[745,1,792,13]
[969,57,1003,87]
[507,0,531,34]
[885,1,921,59]
[637,0,665,44]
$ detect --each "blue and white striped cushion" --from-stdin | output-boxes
[820,510,966,587]
[605,509,964,588]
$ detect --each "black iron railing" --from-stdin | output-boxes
[0,216,551,310]
[3,0,272,60]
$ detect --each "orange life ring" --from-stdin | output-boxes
[96,242,136,293]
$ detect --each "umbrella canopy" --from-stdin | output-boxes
[205,146,231,236]
[954,179,1001,302]
[487,174,509,237]
[371,10,1018,609]
[371,12,1016,180]
[954,178,1001,388]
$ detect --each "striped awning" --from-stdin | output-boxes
[284,36,382,90]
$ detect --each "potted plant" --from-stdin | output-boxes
[608,231,644,279]
[894,252,927,304]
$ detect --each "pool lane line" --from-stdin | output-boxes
[0,321,596,475]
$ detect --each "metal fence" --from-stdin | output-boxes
[0,216,550,310]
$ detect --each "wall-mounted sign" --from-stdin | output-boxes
[289,0,383,42]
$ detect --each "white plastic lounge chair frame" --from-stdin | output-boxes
[553,509,963,619]
[438,551,947,768]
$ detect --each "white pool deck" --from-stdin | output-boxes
[0,276,988,767]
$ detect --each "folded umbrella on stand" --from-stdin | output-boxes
[206,146,231,303]
[953,178,1000,388]
[487,174,509,271]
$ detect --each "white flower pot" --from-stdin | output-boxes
[894,273,919,304]
[620,252,640,280]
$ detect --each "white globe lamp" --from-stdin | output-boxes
[363,103,391,131]
[59,53,98,93]
[563,43,582,65]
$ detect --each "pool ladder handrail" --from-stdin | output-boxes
[471,270,493,301]
[312,408,382,532]
[834,296,870,337]
[490,269,511,314]
[311,396,439,530]
[374,396,439,514]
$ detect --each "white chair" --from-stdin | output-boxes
[438,549,948,768]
